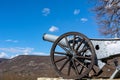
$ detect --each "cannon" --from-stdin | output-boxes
[43,32,120,79]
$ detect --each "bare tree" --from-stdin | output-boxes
[93,0,120,37]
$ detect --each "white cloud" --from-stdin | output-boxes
[74,9,80,15]
[0,52,8,58]
[49,26,59,32]
[23,52,29,55]
[42,8,50,16]
[5,39,19,43]
[0,47,34,58]
[80,18,88,22]
[32,52,49,56]
[0,47,34,54]
[0,47,49,58]
[10,54,19,59]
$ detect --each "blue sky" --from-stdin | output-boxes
[0,0,102,58]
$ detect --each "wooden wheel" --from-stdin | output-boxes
[50,32,95,79]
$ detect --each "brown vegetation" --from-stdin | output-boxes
[0,55,58,80]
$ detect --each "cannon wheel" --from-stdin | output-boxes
[50,32,95,79]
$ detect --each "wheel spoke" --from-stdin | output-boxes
[58,43,69,52]
[59,59,69,71]
[82,47,89,52]
[65,37,72,50]
[92,67,97,74]
[72,35,76,50]
[79,66,84,74]
[79,45,89,55]
[72,59,79,75]
[77,55,92,60]
[76,39,84,51]
[68,61,72,76]
[74,58,88,70]
[54,56,67,63]
[54,52,66,55]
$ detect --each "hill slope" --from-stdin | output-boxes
[0,58,9,63]
[0,55,58,80]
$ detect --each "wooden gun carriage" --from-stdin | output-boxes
[43,32,120,79]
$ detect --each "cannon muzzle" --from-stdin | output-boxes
[43,33,59,43]
[43,33,67,47]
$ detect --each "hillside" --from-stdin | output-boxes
[0,55,120,80]
[0,58,9,63]
[0,55,58,80]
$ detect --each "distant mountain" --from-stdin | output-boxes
[0,55,58,80]
[0,58,9,63]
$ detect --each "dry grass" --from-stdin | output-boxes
[0,73,37,80]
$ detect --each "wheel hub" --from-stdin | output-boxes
[67,51,77,60]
